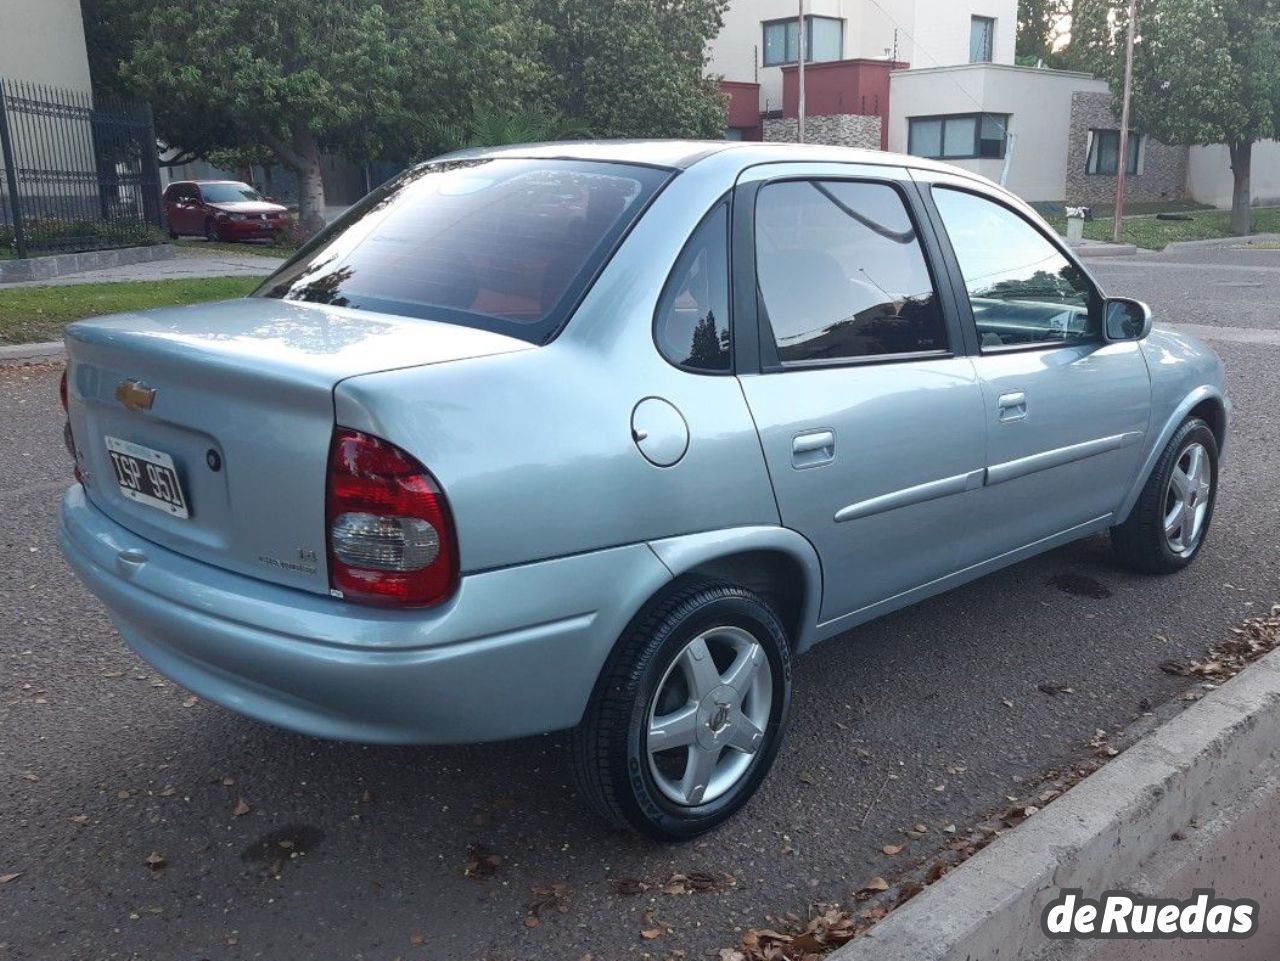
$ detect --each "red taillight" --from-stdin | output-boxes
[60,368,82,484]
[325,428,458,607]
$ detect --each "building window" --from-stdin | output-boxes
[970,16,995,63]
[762,15,844,66]
[1086,129,1141,175]
[908,114,1009,160]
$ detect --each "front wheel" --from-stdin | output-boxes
[1111,417,1218,574]
[572,580,792,840]
[204,219,220,242]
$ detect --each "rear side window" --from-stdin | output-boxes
[654,202,730,372]
[256,158,670,344]
[754,180,947,364]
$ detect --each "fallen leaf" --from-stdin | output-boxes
[158,786,176,798]
[233,798,251,817]
[925,861,950,883]
[19,771,38,782]
[221,776,235,787]
[641,927,665,940]
[143,852,166,870]
[181,696,198,708]
[0,873,22,884]
[69,815,89,826]
[896,881,925,906]
[798,771,816,785]
[523,915,540,928]
[1001,698,1015,708]
[463,844,503,878]
[409,934,425,946]
[942,824,956,834]
[861,904,889,922]
[880,844,903,856]
[859,876,890,894]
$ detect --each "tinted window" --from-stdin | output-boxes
[201,182,264,203]
[256,159,669,344]
[755,180,947,364]
[933,187,1099,348]
[655,203,730,372]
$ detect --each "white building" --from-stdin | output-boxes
[708,0,1016,114]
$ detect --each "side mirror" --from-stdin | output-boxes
[1104,297,1152,342]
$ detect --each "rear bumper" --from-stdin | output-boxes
[57,486,672,744]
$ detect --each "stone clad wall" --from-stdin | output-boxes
[764,114,882,150]
[1065,91,1188,205]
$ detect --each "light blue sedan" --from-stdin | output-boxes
[57,141,1228,839]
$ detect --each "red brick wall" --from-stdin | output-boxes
[780,59,908,150]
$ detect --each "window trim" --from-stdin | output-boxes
[908,113,1009,161]
[652,195,734,375]
[923,182,1105,356]
[1086,128,1141,176]
[748,175,956,373]
[969,15,995,63]
[761,14,845,67]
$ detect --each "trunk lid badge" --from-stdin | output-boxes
[115,379,156,412]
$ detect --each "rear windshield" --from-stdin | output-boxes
[255,158,670,343]
[202,183,263,203]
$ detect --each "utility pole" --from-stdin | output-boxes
[797,0,806,143]
[1113,0,1138,244]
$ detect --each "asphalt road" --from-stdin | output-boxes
[2,245,1278,961]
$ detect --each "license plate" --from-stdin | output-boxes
[104,436,190,519]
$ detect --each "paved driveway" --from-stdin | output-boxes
[1,247,1277,961]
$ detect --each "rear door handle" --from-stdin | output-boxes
[792,429,835,469]
[997,391,1027,422]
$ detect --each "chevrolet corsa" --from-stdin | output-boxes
[58,142,1228,840]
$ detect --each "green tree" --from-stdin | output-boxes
[1016,0,1071,67]
[528,0,730,139]
[1087,0,1280,235]
[113,0,545,233]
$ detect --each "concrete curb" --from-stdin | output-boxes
[830,647,1280,961]
[1072,243,1140,258]
[1163,233,1280,251]
[0,341,63,366]
[0,245,174,284]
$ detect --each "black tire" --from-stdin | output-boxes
[572,579,792,841]
[167,225,179,240]
[1111,417,1218,574]
[204,219,220,242]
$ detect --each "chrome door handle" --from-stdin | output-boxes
[792,429,835,468]
[997,391,1027,422]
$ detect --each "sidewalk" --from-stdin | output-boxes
[1,246,284,288]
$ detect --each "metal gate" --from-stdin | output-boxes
[0,78,161,258]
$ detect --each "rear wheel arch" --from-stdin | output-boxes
[645,528,824,652]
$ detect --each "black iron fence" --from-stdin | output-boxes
[0,78,162,258]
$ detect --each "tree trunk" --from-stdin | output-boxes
[258,126,327,240]
[1228,139,1253,237]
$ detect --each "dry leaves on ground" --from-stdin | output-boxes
[232,798,251,817]
[734,906,861,960]
[0,873,22,884]
[143,852,166,870]
[463,844,503,878]
[524,882,570,928]
[610,871,737,897]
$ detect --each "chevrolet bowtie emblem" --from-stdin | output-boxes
[115,379,156,412]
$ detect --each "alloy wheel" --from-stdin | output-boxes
[645,625,773,807]
[1163,441,1212,556]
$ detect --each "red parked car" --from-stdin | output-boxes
[163,180,289,242]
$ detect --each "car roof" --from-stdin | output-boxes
[434,139,971,179]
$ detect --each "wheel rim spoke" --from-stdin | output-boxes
[680,745,721,805]
[720,643,764,697]
[648,703,699,752]
[1169,466,1192,500]
[679,636,722,700]
[723,709,765,755]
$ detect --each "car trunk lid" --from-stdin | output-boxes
[64,297,531,595]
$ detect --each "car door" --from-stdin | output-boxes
[916,172,1151,555]
[733,164,989,627]
[170,184,197,233]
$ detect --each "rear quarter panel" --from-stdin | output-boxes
[334,155,782,574]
